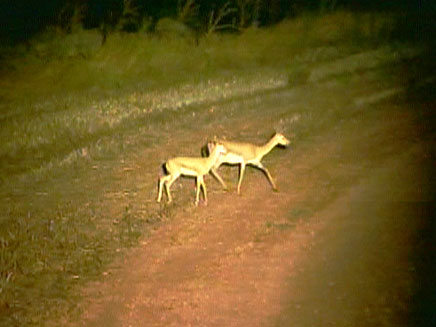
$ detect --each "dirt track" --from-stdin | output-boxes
[67,49,435,327]
[77,126,433,327]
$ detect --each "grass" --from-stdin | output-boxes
[0,10,404,103]
[0,9,434,327]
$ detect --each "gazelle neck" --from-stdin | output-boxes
[207,146,222,166]
[259,136,279,158]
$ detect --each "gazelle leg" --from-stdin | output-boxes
[236,163,246,195]
[164,174,180,203]
[210,168,228,190]
[157,178,163,202]
[200,176,208,204]
[253,162,278,191]
[195,176,202,206]
[157,175,170,202]
[164,182,172,202]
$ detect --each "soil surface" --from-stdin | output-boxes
[75,134,433,327]
[68,50,435,327]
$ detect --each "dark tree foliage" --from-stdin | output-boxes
[138,0,179,31]
[1,0,65,43]
[83,0,123,29]
[0,0,430,44]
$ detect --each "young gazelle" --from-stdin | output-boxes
[157,142,227,206]
[207,133,290,194]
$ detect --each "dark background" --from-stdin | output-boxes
[1,0,433,44]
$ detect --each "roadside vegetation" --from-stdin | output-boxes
[0,4,434,327]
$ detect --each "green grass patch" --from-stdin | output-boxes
[0,10,406,106]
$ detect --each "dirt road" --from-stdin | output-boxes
[68,49,435,327]
[76,129,433,327]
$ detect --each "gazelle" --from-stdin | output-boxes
[157,142,227,206]
[207,133,290,194]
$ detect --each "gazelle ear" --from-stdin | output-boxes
[206,140,214,154]
[213,135,218,142]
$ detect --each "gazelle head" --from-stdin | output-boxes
[209,141,227,157]
[273,133,291,146]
